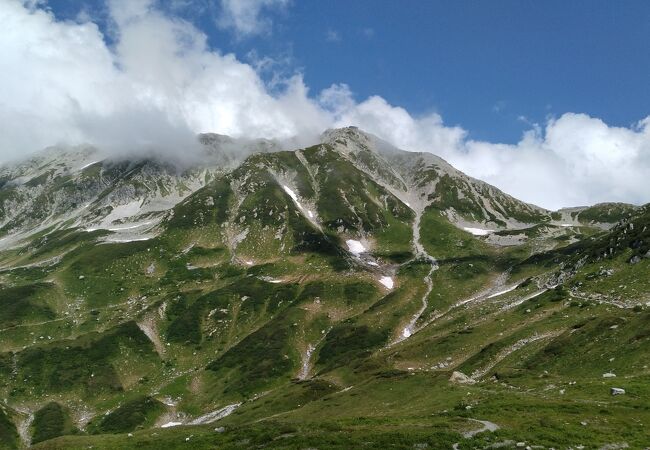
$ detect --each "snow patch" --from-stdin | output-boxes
[260,276,283,284]
[77,160,100,171]
[161,421,183,428]
[463,227,494,236]
[379,276,394,289]
[103,236,152,243]
[346,239,367,255]
[282,185,300,205]
[487,283,520,299]
[188,403,241,425]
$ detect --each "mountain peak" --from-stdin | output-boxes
[320,126,376,153]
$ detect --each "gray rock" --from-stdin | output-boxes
[449,371,476,384]
[611,387,625,395]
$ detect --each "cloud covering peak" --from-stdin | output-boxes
[0,0,648,209]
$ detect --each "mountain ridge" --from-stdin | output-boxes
[1,127,632,251]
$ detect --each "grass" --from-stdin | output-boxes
[88,396,165,434]
[0,405,18,450]
[0,283,56,327]
[31,402,78,444]
[3,321,157,399]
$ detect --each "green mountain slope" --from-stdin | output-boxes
[0,128,647,449]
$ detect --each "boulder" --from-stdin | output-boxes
[449,371,476,384]
[611,387,625,396]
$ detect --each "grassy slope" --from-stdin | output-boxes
[1,152,648,448]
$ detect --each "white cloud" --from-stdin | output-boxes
[0,0,649,210]
[0,0,326,161]
[217,0,288,37]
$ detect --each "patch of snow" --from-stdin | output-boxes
[402,328,411,338]
[308,210,314,218]
[188,403,241,425]
[346,239,367,256]
[560,224,574,227]
[160,397,177,407]
[245,260,254,266]
[103,236,152,243]
[367,261,379,267]
[260,276,283,284]
[161,421,183,428]
[487,283,520,299]
[77,160,101,171]
[379,276,394,289]
[282,185,300,206]
[104,221,155,231]
[463,227,494,236]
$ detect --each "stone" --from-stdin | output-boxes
[611,387,625,395]
[449,371,476,384]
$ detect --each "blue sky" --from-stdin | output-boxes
[2,0,649,208]
[45,0,650,143]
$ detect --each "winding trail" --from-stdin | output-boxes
[462,419,500,438]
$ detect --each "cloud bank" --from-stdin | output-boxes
[0,0,648,209]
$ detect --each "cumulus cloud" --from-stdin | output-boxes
[0,0,648,209]
[0,0,327,160]
[217,0,289,37]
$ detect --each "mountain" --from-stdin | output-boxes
[0,128,647,449]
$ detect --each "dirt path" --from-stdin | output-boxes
[463,418,500,438]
